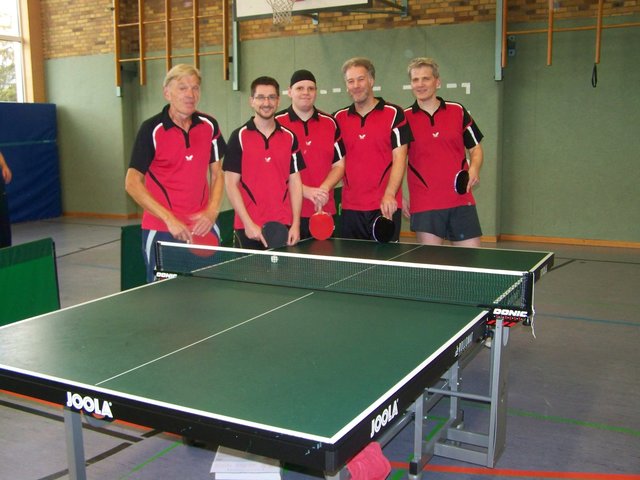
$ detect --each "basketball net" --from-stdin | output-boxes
[266,0,296,24]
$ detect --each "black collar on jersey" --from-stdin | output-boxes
[283,105,320,122]
[160,104,204,130]
[245,117,285,133]
[347,97,387,116]
[411,96,446,115]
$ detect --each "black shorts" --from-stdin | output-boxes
[410,205,482,242]
[341,209,402,242]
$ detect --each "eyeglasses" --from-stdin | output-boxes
[252,95,279,102]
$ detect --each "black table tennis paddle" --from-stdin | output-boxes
[454,159,469,194]
[372,215,395,243]
[262,221,288,249]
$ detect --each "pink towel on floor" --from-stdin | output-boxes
[346,442,391,480]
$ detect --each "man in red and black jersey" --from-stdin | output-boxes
[126,64,226,282]
[223,76,305,250]
[403,57,484,246]
[334,57,412,242]
[276,69,345,239]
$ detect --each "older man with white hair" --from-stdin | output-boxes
[125,64,226,281]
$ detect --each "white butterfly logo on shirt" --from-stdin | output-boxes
[185,155,194,161]
[359,134,366,140]
[265,157,272,163]
[306,140,312,146]
[432,132,440,138]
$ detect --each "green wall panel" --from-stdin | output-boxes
[45,54,129,215]
[502,17,640,241]
[43,18,638,242]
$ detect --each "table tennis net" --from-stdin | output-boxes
[156,242,534,311]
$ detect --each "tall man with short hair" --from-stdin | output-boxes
[224,76,305,249]
[334,57,412,241]
[403,57,484,246]
[276,69,345,239]
[126,64,226,281]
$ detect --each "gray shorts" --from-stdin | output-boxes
[410,205,482,242]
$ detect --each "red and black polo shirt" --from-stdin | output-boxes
[404,98,483,212]
[223,118,305,229]
[276,106,345,217]
[334,98,413,211]
[129,104,226,231]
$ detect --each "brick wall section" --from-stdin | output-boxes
[41,0,639,59]
[41,0,114,58]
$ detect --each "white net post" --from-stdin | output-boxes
[266,0,296,24]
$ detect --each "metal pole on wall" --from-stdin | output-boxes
[232,1,240,91]
[547,0,554,65]
[495,0,504,80]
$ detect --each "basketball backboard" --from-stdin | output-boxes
[234,0,371,20]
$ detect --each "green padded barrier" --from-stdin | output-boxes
[0,238,60,326]
[217,209,234,247]
[120,224,147,291]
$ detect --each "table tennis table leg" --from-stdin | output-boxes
[487,319,509,467]
[324,470,348,479]
[408,391,428,479]
[422,320,510,468]
[63,407,87,480]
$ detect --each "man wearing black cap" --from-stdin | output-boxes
[276,69,346,239]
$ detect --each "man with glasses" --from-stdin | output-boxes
[224,76,305,249]
[276,69,345,239]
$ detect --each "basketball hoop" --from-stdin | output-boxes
[266,0,296,24]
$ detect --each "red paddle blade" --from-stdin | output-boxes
[309,212,334,241]
[190,231,219,257]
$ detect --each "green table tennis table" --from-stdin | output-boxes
[0,238,553,479]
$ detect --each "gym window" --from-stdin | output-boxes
[0,0,24,102]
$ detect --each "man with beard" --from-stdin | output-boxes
[224,76,305,249]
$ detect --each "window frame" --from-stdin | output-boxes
[0,0,45,103]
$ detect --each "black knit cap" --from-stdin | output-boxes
[290,69,316,87]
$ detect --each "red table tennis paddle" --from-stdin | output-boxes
[262,221,288,249]
[372,215,395,243]
[189,231,219,257]
[309,210,334,241]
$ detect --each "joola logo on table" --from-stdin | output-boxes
[370,399,399,437]
[66,392,113,419]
